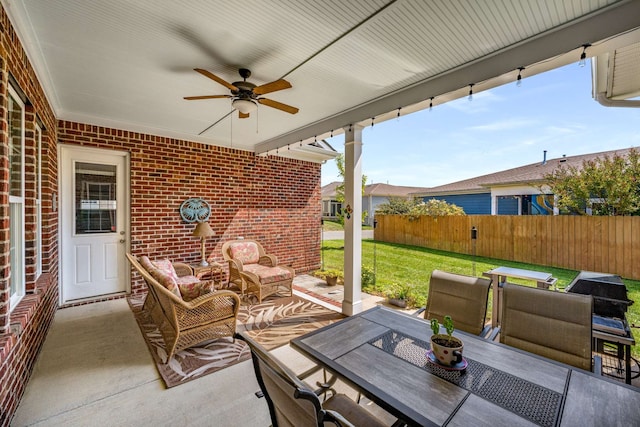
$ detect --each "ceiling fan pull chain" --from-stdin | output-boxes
[230,108,233,148]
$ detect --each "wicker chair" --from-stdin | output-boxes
[221,240,294,303]
[126,253,241,362]
[237,332,387,427]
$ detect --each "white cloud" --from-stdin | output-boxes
[469,118,538,131]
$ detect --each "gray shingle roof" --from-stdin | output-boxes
[322,181,431,198]
[412,147,637,196]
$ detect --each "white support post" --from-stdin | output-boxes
[342,125,363,316]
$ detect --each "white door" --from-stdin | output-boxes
[60,145,129,302]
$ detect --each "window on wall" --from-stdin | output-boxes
[8,86,25,309]
[36,124,42,277]
[75,163,117,234]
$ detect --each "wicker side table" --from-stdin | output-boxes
[191,261,223,288]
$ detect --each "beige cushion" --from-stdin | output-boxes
[425,270,491,335]
[140,256,181,298]
[243,264,293,284]
[175,276,214,301]
[229,241,260,264]
[501,283,593,371]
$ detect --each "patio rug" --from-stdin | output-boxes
[127,294,344,388]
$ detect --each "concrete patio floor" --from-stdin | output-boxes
[12,276,637,425]
[11,279,395,427]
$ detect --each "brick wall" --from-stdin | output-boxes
[0,2,321,424]
[57,122,322,294]
[0,4,60,425]
[0,274,57,427]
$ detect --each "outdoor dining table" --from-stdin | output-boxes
[291,306,640,427]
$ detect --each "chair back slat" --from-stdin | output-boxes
[425,270,491,335]
[239,332,322,427]
[501,283,593,371]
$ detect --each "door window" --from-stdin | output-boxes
[75,162,117,234]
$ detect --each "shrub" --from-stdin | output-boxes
[361,265,376,291]
[385,283,412,300]
[408,199,465,219]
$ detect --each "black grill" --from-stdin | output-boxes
[566,271,633,318]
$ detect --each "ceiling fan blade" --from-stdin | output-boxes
[194,68,238,91]
[184,95,232,100]
[253,79,292,95]
[258,98,299,114]
[239,111,250,119]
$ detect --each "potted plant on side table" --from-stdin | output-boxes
[429,315,465,368]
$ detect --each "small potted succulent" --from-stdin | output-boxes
[429,315,464,367]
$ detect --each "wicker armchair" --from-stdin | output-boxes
[221,239,294,303]
[126,253,241,361]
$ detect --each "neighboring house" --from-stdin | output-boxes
[322,182,431,225]
[321,181,343,220]
[412,148,638,215]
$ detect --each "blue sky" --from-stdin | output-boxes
[321,61,640,188]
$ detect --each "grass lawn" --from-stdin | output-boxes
[322,219,373,231]
[319,239,640,358]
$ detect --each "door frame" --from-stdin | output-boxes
[58,144,131,304]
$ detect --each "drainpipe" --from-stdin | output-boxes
[595,92,640,108]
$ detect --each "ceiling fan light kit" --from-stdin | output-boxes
[232,98,258,114]
[185,68,298,121]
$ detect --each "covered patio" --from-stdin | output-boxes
[1,1,640,425]
[11,284,396,426]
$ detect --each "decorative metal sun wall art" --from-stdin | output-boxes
[180,198,211,223]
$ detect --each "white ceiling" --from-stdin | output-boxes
[4,0,640,157]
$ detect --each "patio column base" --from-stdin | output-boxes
[342,299,363,316]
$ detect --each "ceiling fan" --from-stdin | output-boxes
[184,68,299,118]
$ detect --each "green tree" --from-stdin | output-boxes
[375,196,419,214]
[335,153,368,223]
[544,148,640,215]
[408,199,465,218]
[376,197,465,217]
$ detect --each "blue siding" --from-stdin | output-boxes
[424,193,491,215]
[497,197,518,215]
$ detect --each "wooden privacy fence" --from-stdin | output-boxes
[375,215,640,280]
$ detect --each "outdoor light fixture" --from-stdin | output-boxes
[232,98,258,114]
[516,67,525,87]
[193,221,215,266]
[468,84,474,101]
[579,44,591,67]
